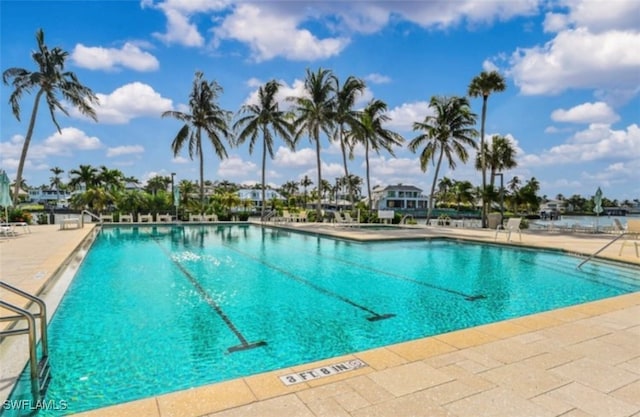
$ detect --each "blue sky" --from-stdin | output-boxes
[1,0,639,202]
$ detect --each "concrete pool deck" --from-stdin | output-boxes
[0,222,638,416]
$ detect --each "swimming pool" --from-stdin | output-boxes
[6,224,640,415]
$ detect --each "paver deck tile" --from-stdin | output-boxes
[547,382,638,417]
[367,361,454,397]
[206,394,314,417]
[550,357,639,393]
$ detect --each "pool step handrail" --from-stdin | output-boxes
[262,209,277,222]
[81,209,102,226]
[0,281,51,401]
[577,232,628,269]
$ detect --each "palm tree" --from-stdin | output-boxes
[69,164,98,191]
[408,96,477,222]
[348,99,404,210]
[475,135,517,188]
[300,175,313,207]
[333,75,365,204]
[452,180,474,211]
[290,68,336,219]
[3,29,98,206]
[468,70,506,226]
[234,80,294,219]
[162,71,232,212]
[49,167,65,203]
[97,166,125,192]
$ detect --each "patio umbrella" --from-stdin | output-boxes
[0,170,12,222]
[593,187,603,231]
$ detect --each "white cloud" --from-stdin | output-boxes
[385,101,432,132]
[107,145,145,157]
[172,156,190,164]
[365,73,391,84]
[71,43,159,71]
[274,146,316,168]
[218,154,258,178]
[89,82,173,124]
[509,28,640,96]
[213,4,349,62]
[558,0,640,33]
[551,102,620,124]
[39,127,103,157]
[521,123,640,166]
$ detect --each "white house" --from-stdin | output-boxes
[237,189,286,211]
[370,184,430,212]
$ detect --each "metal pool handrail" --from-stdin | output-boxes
[577,232,628,269]
[0,281,51,401]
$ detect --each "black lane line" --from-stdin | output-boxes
[343,260,486,301]
[274,240,485,301]
[222,243,395,322]
[155,240,266,353]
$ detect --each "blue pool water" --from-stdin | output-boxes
[6,224,640,415]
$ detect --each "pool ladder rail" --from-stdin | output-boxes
[0,281,51,402]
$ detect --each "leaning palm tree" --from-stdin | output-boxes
[408,96,478,222]
[3,29,99,205]
[468,70,506,227]
[234,80,293,219]
[162,71,232,212]
[289,68,336,219]
[333,75,365,204]
[348,99,404,211]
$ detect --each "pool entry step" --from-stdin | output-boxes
[0,281,52,401]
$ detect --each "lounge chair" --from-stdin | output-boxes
[189,214,203,222]
[619,219,640,257]
[334,211,356,225]
[1,224,18,237]
[296,211,307,222]
[99,214,113,223]
[203,214,218,222]
[343,212,358,224]
[157,214,172,222]
[495,217,522,242]
[138,213,153,223]
[119,214,133,223]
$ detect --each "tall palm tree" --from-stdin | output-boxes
[300,175,313,207]
[49,166,64,204]
[162,71,232,212]
[468,70,506,226]
[333,75,365,204]
[3,29,98,206]
[97,166,125,192]
[69,164,98,191]
[452,180,474,211]
[234,80,294,219]
[408,96,477,222]
[348,99,404,210]
[289,68,336,219]
[475,135,518,188]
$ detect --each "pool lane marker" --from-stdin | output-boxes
[276,242,486,302]
[222,243,396,322]
[155,240,267,353]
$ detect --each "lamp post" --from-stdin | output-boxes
[495,173,504,221]
[171,172,176,220]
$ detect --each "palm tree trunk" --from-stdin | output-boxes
[426,147,446,222]
[365,142,372,211]
[339,126,353,204]
[261,130,267,220]
[197,130,204,213]
[13,89,44,206]
[315,137,322,220]
[480,96,488,227]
